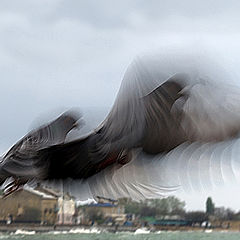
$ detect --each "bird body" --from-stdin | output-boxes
[1,49,240,201]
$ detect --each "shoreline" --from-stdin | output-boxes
[0,224,239,234]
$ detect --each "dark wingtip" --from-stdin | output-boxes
[58,108,83,130]
[62,108,82,121]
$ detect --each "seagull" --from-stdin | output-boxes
[1,49,240,200]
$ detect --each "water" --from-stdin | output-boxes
[0,231,240,240]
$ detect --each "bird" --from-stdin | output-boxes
[1,48,240,201]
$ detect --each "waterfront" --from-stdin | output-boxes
[1,231,240,240]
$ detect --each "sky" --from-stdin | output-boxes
[1,0,240,210]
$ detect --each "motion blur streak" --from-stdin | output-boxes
[1,48,240,201]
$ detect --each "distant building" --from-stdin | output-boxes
[57,194,76,225]
[0,187,58,225]
[35,186,76,225]
[81,196,126,225]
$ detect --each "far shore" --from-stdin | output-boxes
[0,224,240,234]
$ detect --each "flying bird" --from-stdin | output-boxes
[1,49,240,200]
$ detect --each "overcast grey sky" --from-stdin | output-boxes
[1,0,240,210]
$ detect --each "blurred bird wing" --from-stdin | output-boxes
[94,57,191,157]
[0,110,81,180]
[4,110,80,158]
[95,53,240,157]
[53,138,240,201]
[182,82,240,142]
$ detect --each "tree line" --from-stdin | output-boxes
[118,196,240,222]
